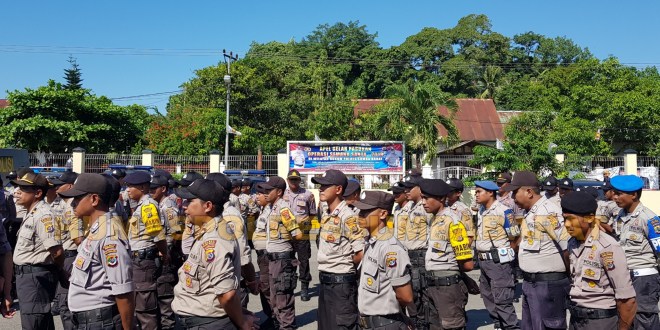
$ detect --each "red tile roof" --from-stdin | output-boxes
[0,99,8,108]
[353,98,506,142]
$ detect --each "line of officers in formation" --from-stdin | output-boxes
[0,166,659,330]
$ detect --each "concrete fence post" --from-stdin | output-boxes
[72,147,85,173]
[142,149,153,167]
[624,149,637,175]
[210,150,221,173]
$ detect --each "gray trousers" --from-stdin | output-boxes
[269,258,298,330]
[57,254,77,330]
[479,260,519,329]
[521,277,570,330]
[569,315,617,330]
[132,258,161,330]
[425,281,468,330]
[631,273,660,330]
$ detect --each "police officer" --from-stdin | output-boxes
[124,171,169,329]
[12,171,67,329]
[238,178,253,222]
[252,182,278,329]
[562,191,637,330]
[446,178,475,245]
[60,173,135,330]
[0,176,14,318]
[596,181,620,235]
[205,172,258,309]
[504,171,570,330]
[149,174,179,329]
[313,169,365,330]
[171,179,253,329]
[541,176,560,207]
[388,181,411,242]
[474,181,520,330]
[48,171,82,330]
[611,175,660,329]
[176,171,204,188]
[263,176,302,329]
[355,191,414,329]
[284,169,317,302]
[344,179,362,214]
[418,179,474,330]
[558,178,574,198]
[400,172,432,328]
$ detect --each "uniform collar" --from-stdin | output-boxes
[622,202,643,220]
[529,196,547,213]
[330,200,347,217]
[195,217,219,240]
[368,227,393,245]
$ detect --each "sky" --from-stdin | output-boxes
[2,1,658,113]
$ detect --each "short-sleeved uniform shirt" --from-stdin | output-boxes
[222,205,251,266]
[283,188,317,228]
[50,196,84,251]
[318,200,365,274]
[266,198,301,253]
[359,229,412,316]
[449,200,475,240]
[393,201,413,242]
[426,208,473,271]
[172,217,241,318]
[227,194,241,212]
[14,200,60,265]
[252,203,269,251]
[68,213,134,312]
[402,200,433,251]
[615,203,660,270]
[127,194,165,251]
[545,193,561,208]
[568,231,636,309]
[476,200,519,252]
[519,196,570,274]
[596,200,620,226]
[159,196,182,245]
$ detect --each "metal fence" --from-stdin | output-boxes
[85,154,142,173]
[224,155,279,175]
[29,153,72,168]
[153,155,210,175]
[433,166,482,180]
[567,155,625,171]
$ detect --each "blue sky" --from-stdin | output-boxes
[2,1,658,112]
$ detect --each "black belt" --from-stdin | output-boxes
[256,249,267,257]
[64,250,78,258]
[359,314,404,329]
[267,251,295,261]
[522,271,567,282]
[426,274,461,287]
[569,305,617,319]
[14,264,56,275]
[178,315,227,328]
[319,272,356,284]
[407,248,426,258]
[131,248,159,260]
[72,304,119,324]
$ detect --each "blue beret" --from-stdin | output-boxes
[474,180,499,191]
[124,171,152,185]
[611,175,644,192]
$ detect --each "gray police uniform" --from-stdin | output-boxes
[358,228,412,330]
[596,200,620,229]
[50,196,84,330]
[476,200,520,329]
[171,217,242,329]
[266,198,301,329]
[252,202,276,326]
[13,200,60,330]
[283,187,316,287]
[424,207,473,329]
[127,194,166,330]
[68,213,133,329]
[392,200,412,242]
[568,231,636,329]
[157,196,181,330]
[223,204,252,308]
[228,193,241,211]
[519,196,571,330]
[615,202,660,329]
[317,200,365,330]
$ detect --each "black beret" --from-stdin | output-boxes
[561,191,597,215]
[343,179,361,197]
[123,171,152,185]
[419,179,451,197]
[388,181,406,194]
[446,178,464,191]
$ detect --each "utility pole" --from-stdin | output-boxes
[223,49,238,170]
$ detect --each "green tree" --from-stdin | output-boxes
[63,56,83,90]
[0,80,151,153]
[372,83,458,166]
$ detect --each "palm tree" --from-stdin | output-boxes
[373,82,459,167]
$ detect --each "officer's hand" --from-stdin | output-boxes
[1,297,15,319]
[246,280,259,295]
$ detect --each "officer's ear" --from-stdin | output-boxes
[378,209,389,221]
[202,200,214,213]
[336,185,344,197]
[583,215,596,225]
